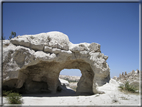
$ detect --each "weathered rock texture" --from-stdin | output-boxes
[2,31,110,94]
[113,69,140,90]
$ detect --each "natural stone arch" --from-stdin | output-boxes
[61,60,94,94]
[12,60,94,94]
[59,69,81,91]
[2,31,110,95]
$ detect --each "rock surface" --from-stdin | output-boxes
[59,75,80,91]
[59,78,69,86]
[2,31,110,94]
[113,69,140,90]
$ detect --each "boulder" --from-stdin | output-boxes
[2,31,110,94]
[59,79,69,86]
[113,76,117,80]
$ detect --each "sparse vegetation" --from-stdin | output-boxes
[119,81,138,93]
[3,90,23,104]
[2,90,13,96]
[6,92,23,104]
[9,31,16,40]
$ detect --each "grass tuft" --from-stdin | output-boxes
[118,81,138,93]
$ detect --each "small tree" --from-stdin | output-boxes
[9,31,16,40]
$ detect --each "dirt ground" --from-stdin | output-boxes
[2,79,141,106]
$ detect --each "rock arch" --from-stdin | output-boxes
[2,31,110,95]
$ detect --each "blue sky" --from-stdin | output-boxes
[2,2,139,78]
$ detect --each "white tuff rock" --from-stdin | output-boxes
[2,31,110,94]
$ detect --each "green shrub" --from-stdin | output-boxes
[6,92,23,104]
[2,90,13,96]
[119,81,137,93]
[125,82,136,92]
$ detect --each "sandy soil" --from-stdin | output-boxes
[2,79,141,106]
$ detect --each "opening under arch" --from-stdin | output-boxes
[59,69,81,92]
[60,69,82,77]
[3,60,95,95]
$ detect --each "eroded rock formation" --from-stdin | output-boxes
[113,69,140,90]
[2,31,110,95]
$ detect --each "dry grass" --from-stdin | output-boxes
[119,81,138,93]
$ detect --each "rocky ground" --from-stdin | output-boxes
[59,75,80,91]
[113,69,141,91]
[2,74,141,106]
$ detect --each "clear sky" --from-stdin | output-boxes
[2,2,139,78]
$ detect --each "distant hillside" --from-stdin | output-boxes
[113,69,140,90]
[59,75,80,82]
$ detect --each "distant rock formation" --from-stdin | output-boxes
[59,75,80,91]
[59,75,80,82]
[2,31,110,94]
[113,69,140,90]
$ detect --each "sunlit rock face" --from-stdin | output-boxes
[2,31,110,94]
[114,70,140,91]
